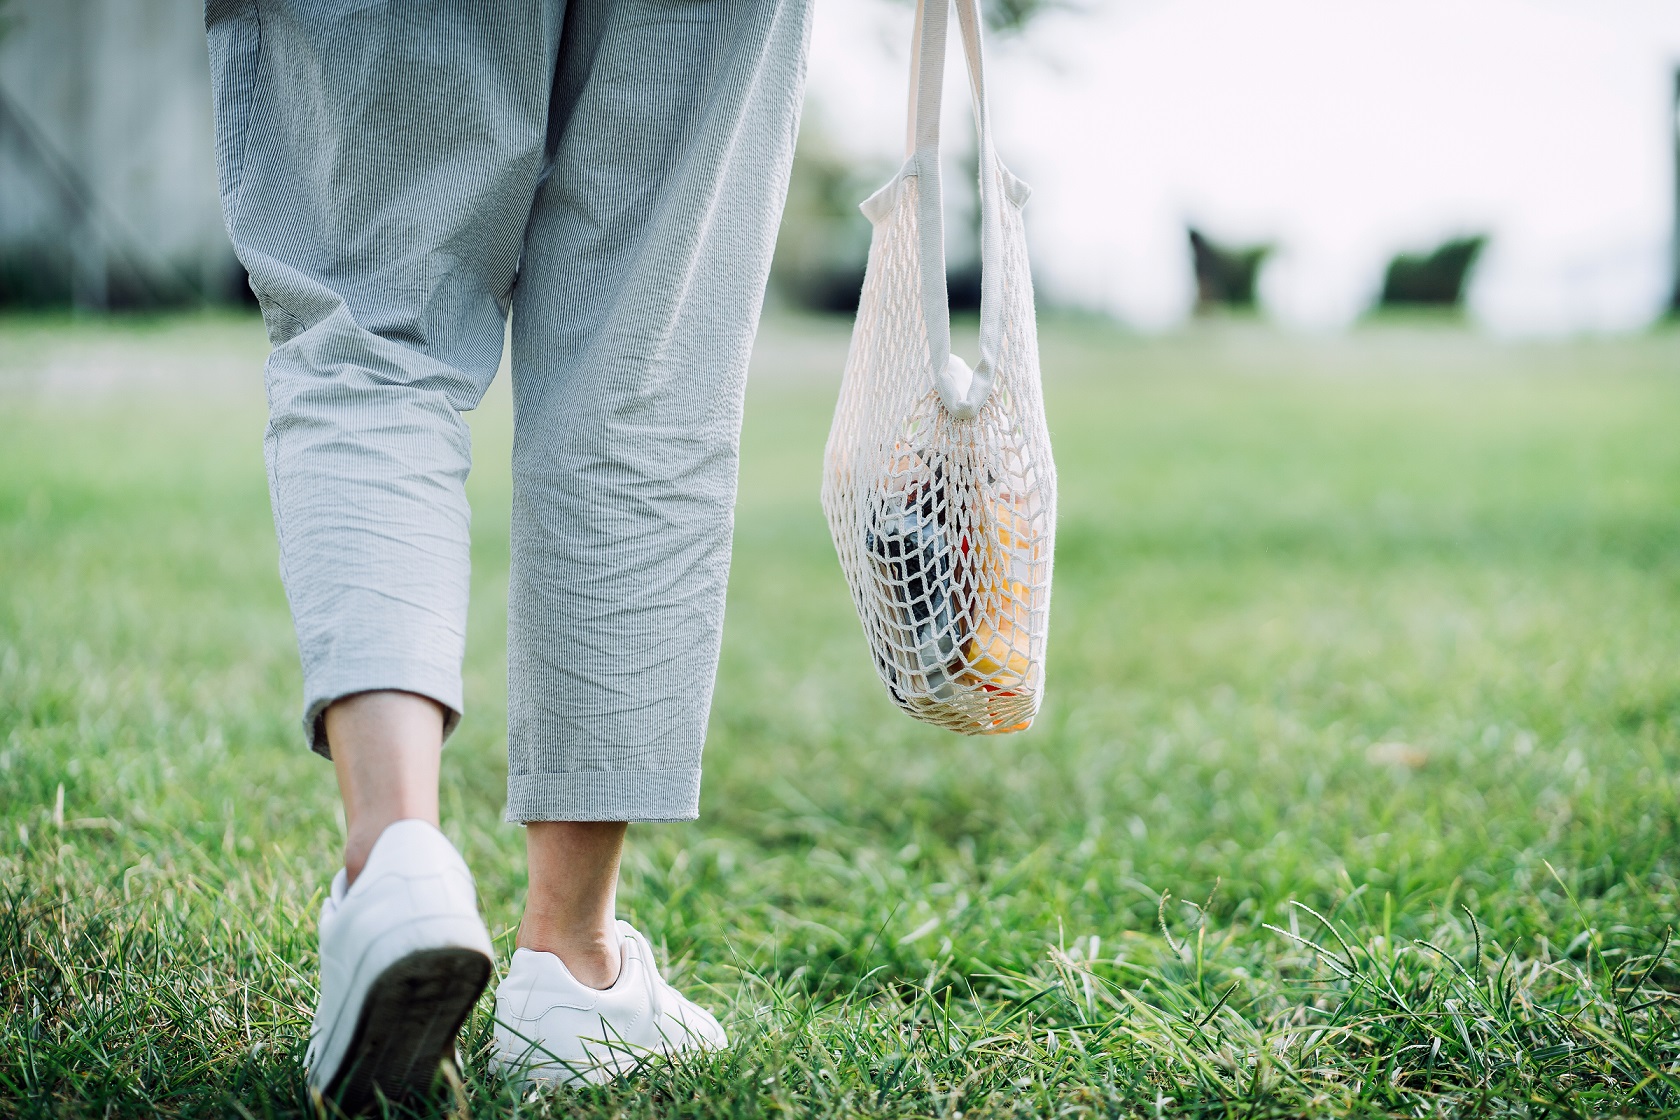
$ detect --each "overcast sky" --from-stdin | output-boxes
[805,0,1680,334]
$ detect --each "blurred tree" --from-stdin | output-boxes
[771,0,1073,314]
[1188,228,1272,311]
[768,116,883,314]
[978,0,1067,35]
[889,0,1073,35]
[1379,236,1486,307]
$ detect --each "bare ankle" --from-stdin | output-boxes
[325,691,445,886]
[520,820,629,988]
[519,918,622,989]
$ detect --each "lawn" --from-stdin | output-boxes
[4,311,1680,1118]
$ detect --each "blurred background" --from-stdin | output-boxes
[7,0,1680,333]
[9,5,1680,1113]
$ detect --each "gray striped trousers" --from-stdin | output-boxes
[206,0,813,822]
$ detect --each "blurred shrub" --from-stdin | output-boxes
[1188,227,1272,311]
[1379,235,1487,307]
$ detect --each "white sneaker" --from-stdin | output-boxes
[304,819,495,1111]
[492,920,728,1087]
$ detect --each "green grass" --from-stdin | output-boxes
[4,311,1680,1117]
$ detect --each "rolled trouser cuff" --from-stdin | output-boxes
[302,657,464,759]
[504,768,701,823]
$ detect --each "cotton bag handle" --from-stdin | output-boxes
[908,0,1009,420]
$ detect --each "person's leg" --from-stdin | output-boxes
[491,0,813,1081]
[505,0,813,822]
[207,0,562,759]
[205,0,566,1104]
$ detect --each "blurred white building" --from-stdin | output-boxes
[0,0,235,307]
[808,0,1680,335]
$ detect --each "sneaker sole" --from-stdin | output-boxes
[326,946,493,1113]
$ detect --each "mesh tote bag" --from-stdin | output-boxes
[821,0,1056,735]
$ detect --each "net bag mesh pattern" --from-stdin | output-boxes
[821,0,1056,735]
